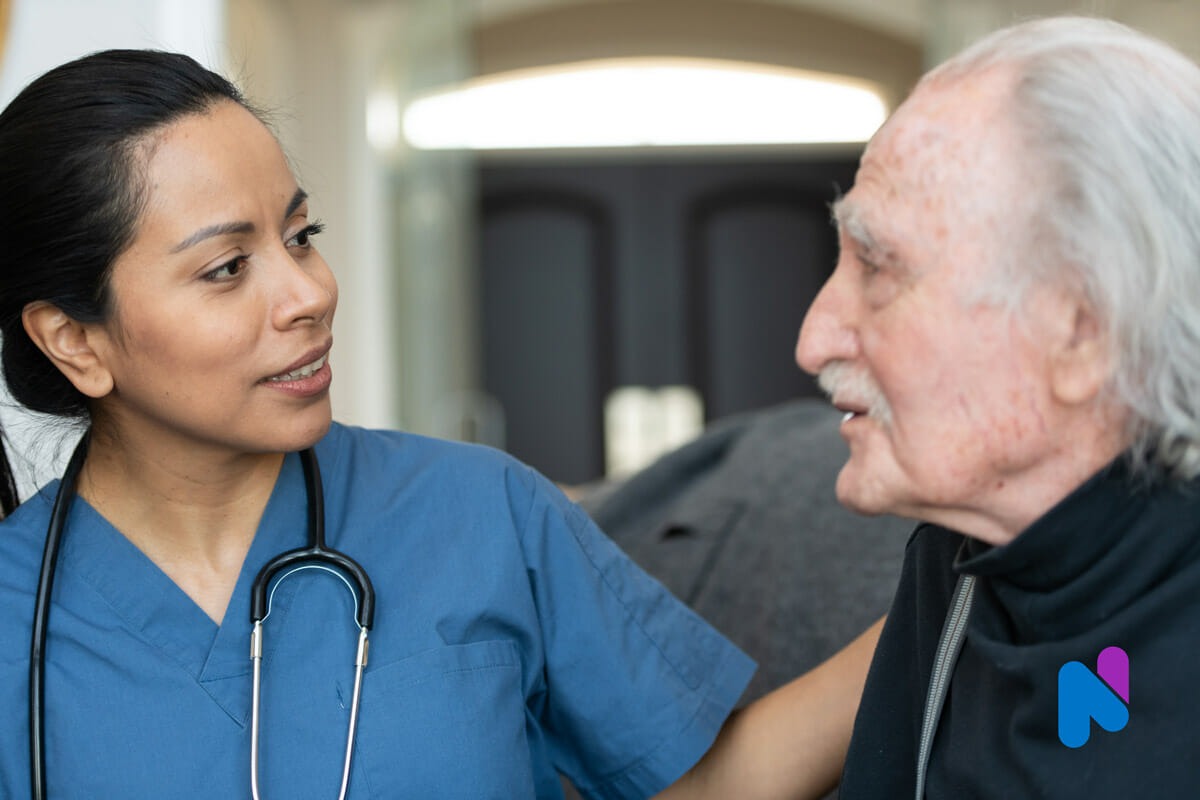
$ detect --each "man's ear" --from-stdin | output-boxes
[1046,293,1109,407]
[21,301,115,399]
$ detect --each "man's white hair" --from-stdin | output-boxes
[925,16,1200,480]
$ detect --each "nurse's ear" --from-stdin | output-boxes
[21,301,115,399]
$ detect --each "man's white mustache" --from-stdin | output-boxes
[817,361,893,425]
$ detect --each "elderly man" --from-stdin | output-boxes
[794,12,1200,796]
[658,14,1200,800]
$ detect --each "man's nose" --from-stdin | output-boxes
[795,271,858,376]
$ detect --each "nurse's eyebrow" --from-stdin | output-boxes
[283,188,308,220]
[170,220,254,253]
[170,188,309,253]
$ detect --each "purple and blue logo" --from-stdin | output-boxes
[1057,646,1129,748]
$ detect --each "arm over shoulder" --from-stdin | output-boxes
[511,466,756,800]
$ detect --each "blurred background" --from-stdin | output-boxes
[1,0,1198,493]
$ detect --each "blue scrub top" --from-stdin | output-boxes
[0,423,754,799]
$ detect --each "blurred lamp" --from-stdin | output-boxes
[401,57,888,150]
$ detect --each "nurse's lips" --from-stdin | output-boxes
[262,343,333,396]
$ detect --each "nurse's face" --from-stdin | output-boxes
[90,100,338,456]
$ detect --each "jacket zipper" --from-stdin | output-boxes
[914,574,976,800]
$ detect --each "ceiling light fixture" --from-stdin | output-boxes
[401,57,888,150]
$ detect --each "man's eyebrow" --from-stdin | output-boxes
[831,197,877,252]
[170,188,309,254]
[832,196,911,275]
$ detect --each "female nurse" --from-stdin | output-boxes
[0,50,759,798]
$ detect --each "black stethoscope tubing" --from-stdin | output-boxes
[250,448,374,630]
[28,431,89,800]
[28,433,374,800]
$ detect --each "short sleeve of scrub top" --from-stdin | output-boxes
[0,423,755,799]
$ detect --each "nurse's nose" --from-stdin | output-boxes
[272,252,335,329]
[795,263,859,376]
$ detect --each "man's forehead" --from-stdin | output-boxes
[856,106,963,205]
[841,79,1020,250]
[864,70,1019,188]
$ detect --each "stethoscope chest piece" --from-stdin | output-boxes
[249,448,375,800]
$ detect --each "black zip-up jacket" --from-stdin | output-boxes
[840,457,1200,798]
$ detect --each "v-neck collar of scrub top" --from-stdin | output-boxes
[50,448,312,727]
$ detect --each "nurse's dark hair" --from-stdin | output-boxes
[0,49,250,517]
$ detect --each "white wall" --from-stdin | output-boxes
[226,0,409,435]
[0,0,225,103]
[0,0,225,497]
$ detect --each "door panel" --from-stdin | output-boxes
[481,192,614,484]
[687,187,836,420]
[479,155,858,483]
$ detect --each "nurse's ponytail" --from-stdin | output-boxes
[0,435,18,517]
[0,50,253,508]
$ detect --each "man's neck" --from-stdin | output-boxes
[922,401,1131,546]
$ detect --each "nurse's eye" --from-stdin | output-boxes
[286,220,325,250]
[203,256,248,282]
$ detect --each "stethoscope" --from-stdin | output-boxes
[28,431,376,800]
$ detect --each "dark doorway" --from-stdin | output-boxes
[480,153,860,484]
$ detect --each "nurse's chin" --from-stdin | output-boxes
[251,410,334,456]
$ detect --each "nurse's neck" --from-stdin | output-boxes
[77,421,284,625]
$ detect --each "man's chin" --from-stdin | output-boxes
[834,463,903,518]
